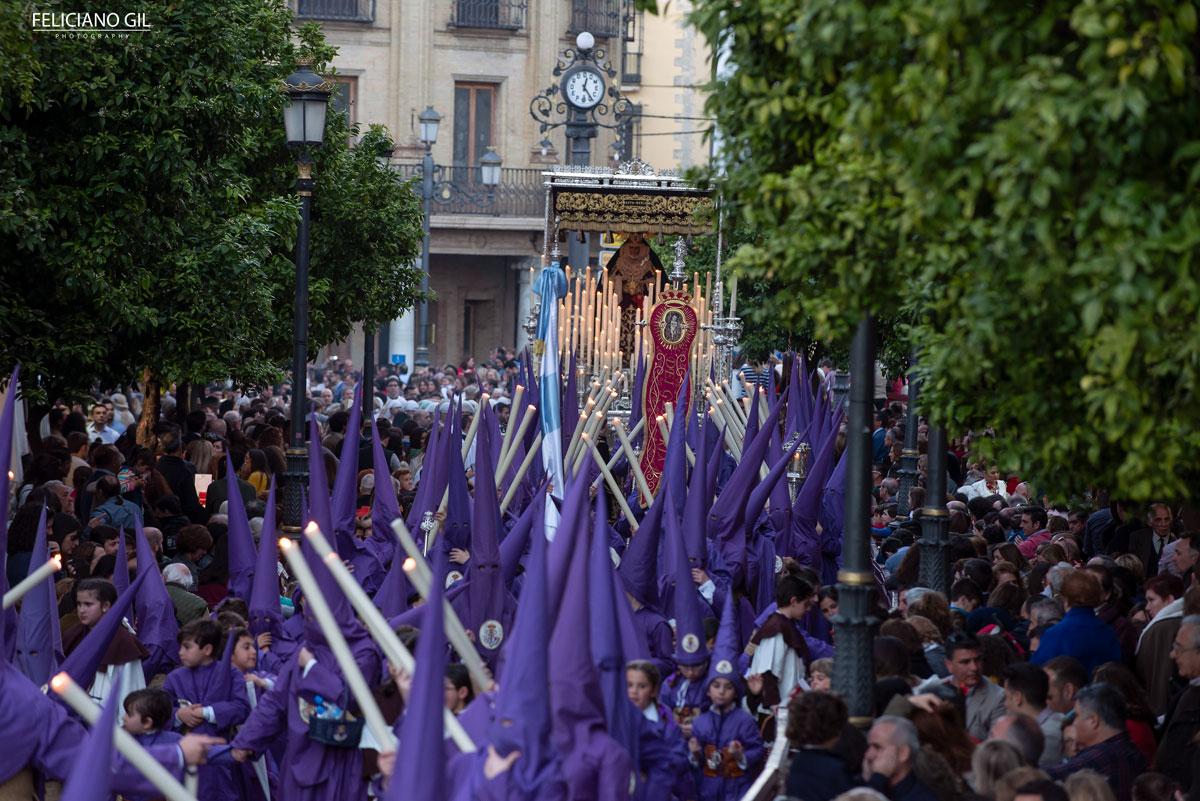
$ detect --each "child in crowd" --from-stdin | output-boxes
[121,689,185,801]
[123,688,182,747]
[163,619,252,801]
[659,616,718,737]
[687,674,764,801]
[627,659,693,800]
[746,575,816,720]
[688,597,765,801]
[808,658,834,693]
[62,577,147,708]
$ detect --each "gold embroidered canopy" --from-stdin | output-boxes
[542,161,713,237]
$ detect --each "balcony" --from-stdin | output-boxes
[395,164,545,218]
[294,0,374,22]
[569,0,622,39]
[451,0,527,30]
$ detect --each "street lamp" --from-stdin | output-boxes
[480,147,502,203]
[281,63,331,535]
[414,106,442,368]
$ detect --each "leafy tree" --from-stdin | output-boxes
[691,0,1200,502]
[0,1,423,420]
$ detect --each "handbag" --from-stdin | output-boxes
[300,694,365,749]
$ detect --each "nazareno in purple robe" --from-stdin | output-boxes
[689,705,765,801]
[163,659,253,801]
[232,640,380,801]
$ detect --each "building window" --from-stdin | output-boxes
[569,0,622,39]
[451,0,527,31]
[329,77,357,126]
[295,0,375,23]
[621,10,643,85]
[452,83,497,168]
[617,103,641,162]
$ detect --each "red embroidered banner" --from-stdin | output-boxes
[639,288,697,499]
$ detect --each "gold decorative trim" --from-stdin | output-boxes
[554,190,712,235]
[919,508,949,518]
[837,570,875,586]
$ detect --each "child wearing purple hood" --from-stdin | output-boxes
[685,598,764,801]
[121,689,184,801]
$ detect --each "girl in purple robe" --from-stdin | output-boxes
[162,620,252,801]
[626,660,693,801]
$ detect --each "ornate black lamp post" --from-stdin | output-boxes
[833,316,879,727]
[281,63,331,535]
[918,424,951,592]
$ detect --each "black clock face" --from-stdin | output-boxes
[563,68,604,109]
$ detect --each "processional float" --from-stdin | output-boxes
[527,160,759,506]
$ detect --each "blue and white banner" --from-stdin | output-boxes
[535,262,568,537]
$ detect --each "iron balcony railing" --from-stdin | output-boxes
[569,0,622,39]
[394,164,545,218]
[450,0,527,30]
[294,0,375,22]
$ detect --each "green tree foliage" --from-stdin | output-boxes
[0,1,422,404]
[691,0,1200,501]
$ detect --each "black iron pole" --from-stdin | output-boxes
[566,109,593,272]
[918,424,950,593]
[415,146,433,367]
[833,315,878,727]
[362,326,375,415]
[283,159,314,536]
[896,356,921,517]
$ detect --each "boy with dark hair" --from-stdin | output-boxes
[123,688,181,745]
[745,575,815,727]
[62,577,147,708]
[163,619,251,801]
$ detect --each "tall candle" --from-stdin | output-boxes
[3,554,61,609]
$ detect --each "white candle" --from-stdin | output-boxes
[582,434,639,530]
[499,433,543,514]
[50,673,198,801]
[301,524,476,753]
[3,555,61,609]
[460,392,489,461]
[495,405,536,488]
[277,538,396,751]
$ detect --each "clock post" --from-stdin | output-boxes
[529,30,631,271]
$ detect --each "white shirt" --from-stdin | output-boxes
[747,631,806,699]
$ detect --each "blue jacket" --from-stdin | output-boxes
[1030,607,1123,674]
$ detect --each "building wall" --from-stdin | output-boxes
[622,0,711,171]
[305,0,710,364]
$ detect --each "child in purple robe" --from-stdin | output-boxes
[686,676,764,801]
[162,619,251,801]
[658,616,718,737]
[626,660,693,801]
[122,688,184,801]
[687,595,765,801]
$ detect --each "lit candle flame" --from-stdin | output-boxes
[402,557,416,574]
[50,672,68,693]
[278,537,293,551]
